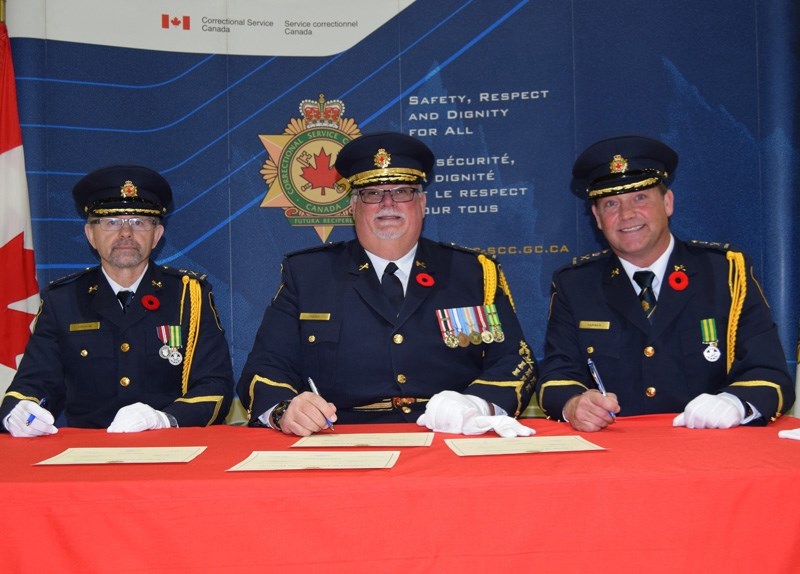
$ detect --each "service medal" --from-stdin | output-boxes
[444,333,459,348]
[436,308,459,348]
[474,305,494,343]
[703,344,721,362]
[168,349,183,366]
[700,318,720,363]
[156,326,173,359]
[485,304,505,343]
[463,307,482,345]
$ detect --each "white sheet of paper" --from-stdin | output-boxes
[291,432,434,448]
[227,450,400,471]
[35,446,207,465]
[445,435,605,457]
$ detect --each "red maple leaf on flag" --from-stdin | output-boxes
[300,148,340,195]
[0,233,39,370]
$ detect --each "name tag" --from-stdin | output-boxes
[70,322,101,332]
[299,312,330,321]
[579,320,610,330]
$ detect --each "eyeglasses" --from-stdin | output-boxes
[89,217,160,231]
[356,186,420,204]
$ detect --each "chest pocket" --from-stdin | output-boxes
[300,320,342,347]
[577,324,621,359]
[66,327,115,360]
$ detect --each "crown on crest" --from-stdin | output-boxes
[300,94,345,129]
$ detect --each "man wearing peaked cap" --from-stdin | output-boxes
[334,130,435,188]
[536,135,793,432]
[571,135,678,200]
[238,132,538,437]
[1,165,233,436]
[72,164,173,218]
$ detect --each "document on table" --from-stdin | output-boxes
[291,432,434,448]
[35,446,207,465]
[445,435,605,457]
[227,450,400,471]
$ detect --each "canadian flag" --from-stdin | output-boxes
[0,22,40,395]
[162,14,191,30]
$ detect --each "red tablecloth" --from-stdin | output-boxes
[2,414,800,573]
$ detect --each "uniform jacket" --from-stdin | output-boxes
[238,238,537,424]
[0,263,234,428]
[536,238,793,423]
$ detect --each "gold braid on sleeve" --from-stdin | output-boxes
[179,275,203,396]
[726,251,746,373]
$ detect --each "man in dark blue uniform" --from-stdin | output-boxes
[238,132,537,437]
[0,165,233,436]
[536,135,793,431]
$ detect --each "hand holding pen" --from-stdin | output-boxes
[308,378,335,431]
[587,358,617,419]
[4,398,58,438]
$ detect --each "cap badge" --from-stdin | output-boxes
[609,154,628,174]
[373,148,391,169]
[120,180,139,198]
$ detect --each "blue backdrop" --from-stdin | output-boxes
[11,0,799,399]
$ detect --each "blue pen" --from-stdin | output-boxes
[307,378,335,431]
[25,398,46,426]
[586,359,615,418]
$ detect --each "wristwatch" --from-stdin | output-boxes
[270,400,291,432]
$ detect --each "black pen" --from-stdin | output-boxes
[586,359,615,418]
[307,377,334,431]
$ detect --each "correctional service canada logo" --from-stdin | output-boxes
[259,94,361,241]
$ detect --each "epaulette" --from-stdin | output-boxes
[48,267,96,288]
[160,265,208,283]
[285,241,344,258]
[687,240,732,253]
[439,241,494,260]
[569,249,611,267]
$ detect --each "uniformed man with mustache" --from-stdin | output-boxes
[1,165,234,436]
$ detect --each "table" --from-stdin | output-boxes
[2,414,800,573]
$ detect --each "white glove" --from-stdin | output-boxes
[778,428,800,440]
[107,402,171,433]
[416,391,491,433]
[3,400,58,438]
[463,414,535,438]
[416,391,533,437]
[673,393,745,429]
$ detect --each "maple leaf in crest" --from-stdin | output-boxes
[300,148,340,196]
[0,233,39,370]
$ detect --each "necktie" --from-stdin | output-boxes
[116,290,134,313]
[633,271,657,323]
[381,262,404,312]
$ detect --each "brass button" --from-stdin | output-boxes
[645,386,656,397]
[120,377,131,387]
[120,343,130,352]
[397,374,407,384]
[308,335,316,343]
[80,349,89,357]
[643,346,655,358]
[401,406,412,414]
[586,346,594,354]
[393,334,404,344]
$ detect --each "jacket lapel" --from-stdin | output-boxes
[650,240,696,339]
[602,256,651,333]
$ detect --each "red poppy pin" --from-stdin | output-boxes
[668,270,689,291]
[416,273,435,287]
[141,294,161,310]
